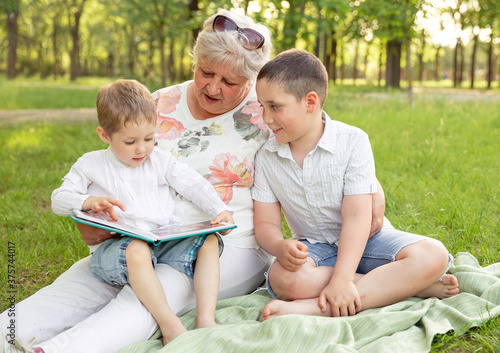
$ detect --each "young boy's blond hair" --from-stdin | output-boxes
[257,49,328,108]
[96,79,156,134]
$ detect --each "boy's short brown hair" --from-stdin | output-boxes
[96,79,156,135]
[257,49,328,107]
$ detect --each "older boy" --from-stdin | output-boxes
[51,79,233,345]
[252,49,459,320]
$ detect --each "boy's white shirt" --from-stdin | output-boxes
[251,112,377,246]
[51,146,231,253]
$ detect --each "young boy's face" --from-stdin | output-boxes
[98,120,156,167]
[256,78,310,145]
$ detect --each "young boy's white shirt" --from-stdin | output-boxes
[251,112,377,245]
[52,146,231,253]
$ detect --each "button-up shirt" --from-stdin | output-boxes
[252,113,377,245]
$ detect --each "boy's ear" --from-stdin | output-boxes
[96,126,111,144]
[305,91,319,113]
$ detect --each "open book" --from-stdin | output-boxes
[69,209,236,245]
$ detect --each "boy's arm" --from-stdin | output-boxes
[318,194,372,316]
[254,200,309,271]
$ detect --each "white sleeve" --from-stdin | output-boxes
[161,152,232,219]
[51,157,92,217]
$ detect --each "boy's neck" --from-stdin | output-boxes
[289,111,325,169]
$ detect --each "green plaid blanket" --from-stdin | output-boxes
[117,252,500,352]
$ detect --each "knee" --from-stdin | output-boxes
[408,239,450,279]
[125,239,151,266]
[268,262,305,301]
[203,234,219,249]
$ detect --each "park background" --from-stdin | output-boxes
[1,0,499,352]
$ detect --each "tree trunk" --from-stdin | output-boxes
[339,40,344,84]
[378,42,383,87]
[69,1,86,81]
[107,52,115,77]
[453,39,460,87]
[418,38,425,85]
[189,0,200,41]
[363,41,371,82]
[158,23,167,87]
[52,14,60,79]
[6,10,19,79]
[330,31,337,84]
[486,38,493,89]
[470,34,478,88]
[434,45,441,82]
[353,39,359,85]
[168,39,175,84]
[386,40,402,88]
[458,42,464,86]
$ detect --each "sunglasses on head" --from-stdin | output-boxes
[212,15,265,51]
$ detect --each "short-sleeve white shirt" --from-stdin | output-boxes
[251,113,377,245]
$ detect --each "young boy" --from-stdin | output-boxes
[252,49,459,320]
[51,79,233,345]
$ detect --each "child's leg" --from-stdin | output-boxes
[263,238,458,320]
[193,234,220,329]
[125,239,187,345]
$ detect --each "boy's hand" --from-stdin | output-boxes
[211,210,234,235]
[318,276,361,317]
[83,196,126,221]
[276,239,309,272]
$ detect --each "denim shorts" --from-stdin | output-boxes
[90,233,223,287]
[265,224,453,299]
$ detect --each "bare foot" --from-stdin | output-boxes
[416,274,459,299]
[159,318,188,345]
[261,298,328,321]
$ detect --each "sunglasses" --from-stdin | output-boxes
[212,15,265,51]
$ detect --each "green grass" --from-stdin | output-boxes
[0,76,109,110]
[0,82,499,352]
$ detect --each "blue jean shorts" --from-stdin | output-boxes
[90,234,223,287]
[265,224,453,299]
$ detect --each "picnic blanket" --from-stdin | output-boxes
[117,252,500,353]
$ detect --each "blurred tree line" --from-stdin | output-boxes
[1,0,499,89]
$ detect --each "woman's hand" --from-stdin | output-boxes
[211,210,234,235]
[276,239,309,272]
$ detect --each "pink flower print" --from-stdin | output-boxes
[207,153,254,204]
[156,116,187,140]
[242,101,267,130]
[157,86,182,115]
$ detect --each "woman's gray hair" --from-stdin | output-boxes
[191,9,273,82]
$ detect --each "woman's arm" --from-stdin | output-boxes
[370,178,386,237]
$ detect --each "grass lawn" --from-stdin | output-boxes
[0,79,499,351]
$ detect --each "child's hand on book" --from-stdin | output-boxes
[83,196,126,221]
[211,210,234,235]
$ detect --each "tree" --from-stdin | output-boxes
[2,0,20,79]
[68,0,87,81]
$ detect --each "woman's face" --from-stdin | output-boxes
[191,59,252,119]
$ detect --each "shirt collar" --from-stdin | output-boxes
[262,111,336,158]
[105,146,130,168]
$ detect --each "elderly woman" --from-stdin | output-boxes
[0,10,385,353]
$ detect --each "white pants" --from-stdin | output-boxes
[0,245,271,353]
